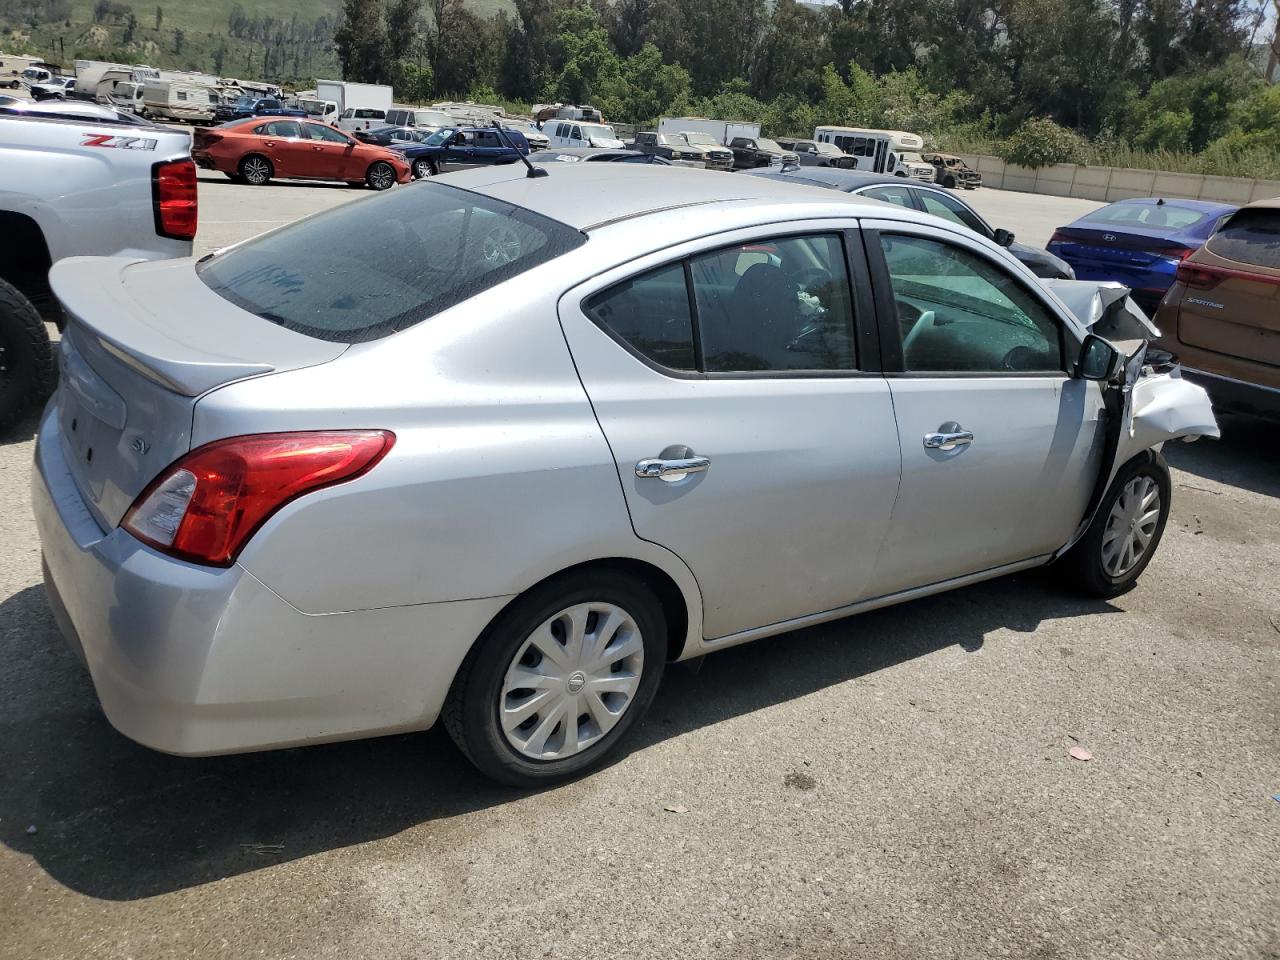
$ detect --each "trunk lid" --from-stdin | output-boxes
[1177,266,1280,366]
[49,256,346,529]
[1051,225,1194,268]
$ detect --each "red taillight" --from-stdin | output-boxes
[1164,246,1198,262]
[123,431,395,566]
[152,158,198,241]
[1175,263,1220,290]
[1048,231,1070,246]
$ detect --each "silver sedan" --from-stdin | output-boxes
[33,165,1217,785]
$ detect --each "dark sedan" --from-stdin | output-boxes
[395,126,529,179]
[751,167,1074,280]
[1048,198,1237,314]
[354,126,435,147]
[531,148,674,165]
[214,96,306,123]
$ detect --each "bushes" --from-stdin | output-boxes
[998,118,1087,168]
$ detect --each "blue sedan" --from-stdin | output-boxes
[1048,198,1236,313]
[394,126,529,179]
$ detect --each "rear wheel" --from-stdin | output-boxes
[1061,454,1171,597]
[238,154,272,186]
[366,161,396,190]
[443,570,667,787]
[412,158,436,179]
[0,277,55,434]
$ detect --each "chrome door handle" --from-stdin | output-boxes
[923,426,974,451]
[635,455,710,479]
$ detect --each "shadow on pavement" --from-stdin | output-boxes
[1163,414,1279,499]
[0,406,41,447]
[0,570,1115,902]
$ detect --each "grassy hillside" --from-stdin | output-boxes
[2,0,513,84]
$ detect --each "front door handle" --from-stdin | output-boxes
[924,422,974,451]
[635,454,710,480]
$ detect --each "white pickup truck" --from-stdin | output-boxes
[0,101,195,430]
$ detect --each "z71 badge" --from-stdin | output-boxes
[81,133,159,150]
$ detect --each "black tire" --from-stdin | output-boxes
[411,158,436,179]
[1060,453,1172,598]
[224,172,245,182]
[238,154,272,185]
[443,569,668,787]
[0,277,55,434]
[366,161,396,190]
[944,175,956,188]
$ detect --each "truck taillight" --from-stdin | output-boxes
[123,431,395,566]
[152,158,198,241]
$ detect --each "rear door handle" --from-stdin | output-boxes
[636,455,710,480]
[924,422,974,451]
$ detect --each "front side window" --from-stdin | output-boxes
[917,191,987,234]
[305,123,350,143]
[878,234,1062,373]
[198,182,585,343]
[1206,208,1280,268]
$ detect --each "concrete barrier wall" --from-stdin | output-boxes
[954,153,1280,205]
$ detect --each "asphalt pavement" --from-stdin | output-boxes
[0,175,1276,960]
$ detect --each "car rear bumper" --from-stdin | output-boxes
[1181,367,1280,420]
[33,402,509,756]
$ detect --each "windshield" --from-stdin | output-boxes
[423,127,455,146]
[1083,201,1212,230]
[422,111,453,126]
[234,95,254,108]
[682,132,717,146]
[197,182,586,343]
[580,124,617,141]
[899,152,925,163]
[756,138,785,152]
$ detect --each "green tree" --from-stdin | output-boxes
[153,4,161,28]
[334,0,389,83]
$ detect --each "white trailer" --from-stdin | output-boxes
[812,126,936,181]
[143,78,218,123]
[658,117,761,146]
[316,79,393,131]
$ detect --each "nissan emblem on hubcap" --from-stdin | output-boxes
[566,670,587,693]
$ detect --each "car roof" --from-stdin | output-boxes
[748,167,915,192]
[435,163,890,231]
[1238,196,1280,211]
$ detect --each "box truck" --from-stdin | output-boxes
[316,79,393,131]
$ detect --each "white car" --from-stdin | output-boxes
[33,165,1216,787]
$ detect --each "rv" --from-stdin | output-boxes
[812,127,937,181]
[1,53,43,88]
[143,78,218,123]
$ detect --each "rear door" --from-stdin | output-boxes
[1175,206,1280,372]
[251,119,305,176]
[557,223,901,640]
[862,220,1104,596]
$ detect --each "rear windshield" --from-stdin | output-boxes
[1206,208,1280,269]
[1083,201,1210,230]
[197,182,586,343]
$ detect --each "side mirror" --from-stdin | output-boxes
[1077,333,1121,381]
[993,228,1015,247]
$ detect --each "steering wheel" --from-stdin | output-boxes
[480,224,523,267]
[900,309,937,359]
[793,267,831,292]
[1000,345,1039,371]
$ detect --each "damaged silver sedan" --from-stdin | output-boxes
[33,166,1217,785]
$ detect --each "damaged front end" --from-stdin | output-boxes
[1043,279,1220,556]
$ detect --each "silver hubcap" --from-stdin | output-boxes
[370,164,393,188]
[500,602,644,761]
[481,225,522,266]
[244,158,268,183]
[414,160,431,178]
[1102,475,1161,578]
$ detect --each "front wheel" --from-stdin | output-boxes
[366,161,396,190]
[943,175,956,188]
[0,277,55,434]
[1060,454,1171,597]
[412,158,436,179]
[442,570,668,787]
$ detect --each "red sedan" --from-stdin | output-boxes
[193,118,411,190]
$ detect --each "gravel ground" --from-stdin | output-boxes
[0,177,1275,960]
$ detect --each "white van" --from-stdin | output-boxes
[337,106,388,132]
[812,127,937,181]
[385,107,455,130]
[545,118,624,149]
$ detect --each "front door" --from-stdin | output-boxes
[558,226,902,640]
[299,122,358,179]
[862,220,1104,596]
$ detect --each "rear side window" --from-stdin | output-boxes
[257,119,300,137]
[198,182,586,343]
[585,263,696,370]
[1207,208,1280,268]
